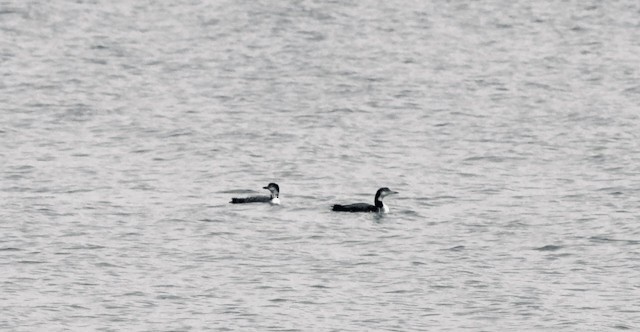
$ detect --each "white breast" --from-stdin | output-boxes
[380,203,389,213]
[270,197,281,205]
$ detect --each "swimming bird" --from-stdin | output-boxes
[230,183,280,205]
[332,187,398,213]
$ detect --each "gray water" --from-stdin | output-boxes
[2,1,640,331]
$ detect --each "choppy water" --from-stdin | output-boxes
[2,1,640,331]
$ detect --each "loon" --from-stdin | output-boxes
[332,187,398,213]
[230,183,280,205]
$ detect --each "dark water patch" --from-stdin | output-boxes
[66,244,106,250]
[310,284,330,289]
[104,304,127,310]
[201,18,220,26]
[71,152,91,158]
[2,186,35,192]
[219,189,260,194]
[67,304,89,310]
[195,254,236,262]
[269,298,287,303]
[463,155,510,163]
[447,245,465,251]
[535,245,562,251]
[327,107,357,114]
[459,172,479,178]
[18,260,45,264]
[572,260,588,266]
[256,284,275,290]
[268,236,302,242]
[200,218,225,223]
[109,211,139,217]
[384,289,412,294]
[596,186,625,193]
[613,325,632,330]
[565,288,588,292]
[578,306,597,310]
[398,210,421,218]
[123,291,146,297]
[464,279,488,288]
[87,58,108,65]
[431,284,455,289]
[0,247,21,251]
[156,294,183,300]
[353,261,376,266]
[154,284,179,288]
[131,183,156,191]
[265,328,301,332]
[131,149,152,154]
[506,220,527,228]
[61,232,88,237]
[562,193,586,199]
[0,9,20,15]
[450,111,487,119]
[589,236,640,245]
[430,195,459,200]
[538,247,569,259]
[379,234,404,240]
[163,129,193,138]
[552,253,572,258]
[64,188,94,194]
[157,218,189,223]
[6,165,35,173]
[207,231,235,236]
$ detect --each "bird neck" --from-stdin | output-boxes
[374,193,384,208]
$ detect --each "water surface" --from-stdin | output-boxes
[2,1,640,330]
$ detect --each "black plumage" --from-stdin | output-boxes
[332,187,398,213]
[230,183,280,204]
